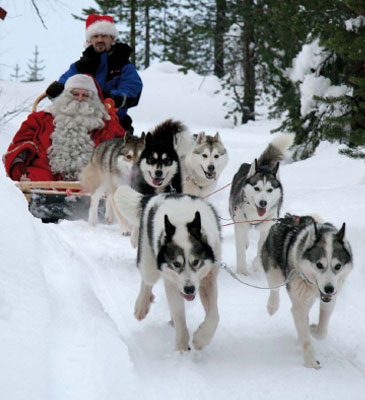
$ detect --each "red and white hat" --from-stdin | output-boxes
[85,14,118,42]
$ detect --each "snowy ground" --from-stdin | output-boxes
[1,62,365,400]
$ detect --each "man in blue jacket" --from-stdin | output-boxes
[46,14,143,133]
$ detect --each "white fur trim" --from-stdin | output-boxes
[85,20,118,41]
[64,74,98,94]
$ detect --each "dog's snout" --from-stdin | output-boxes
[259,200,267,208]
[324,285,335,294]
[208,164,215,172]
[183,285,195,295]
[155,169,163,178]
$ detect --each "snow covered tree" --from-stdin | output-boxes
[25,45,45,82]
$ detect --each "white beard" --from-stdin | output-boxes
[47,91,109,180]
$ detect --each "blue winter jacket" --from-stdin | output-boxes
[58,43,142,122]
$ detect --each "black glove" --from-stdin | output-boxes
[46,81,64,99]
[102,90,124,108]
[75,45,101,75]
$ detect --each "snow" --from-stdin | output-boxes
[1,62,365,400]
[287,39,351,118]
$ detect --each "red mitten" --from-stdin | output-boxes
[10,162,27,181]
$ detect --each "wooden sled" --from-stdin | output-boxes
[14,92,116,222]
[15,181,97,222]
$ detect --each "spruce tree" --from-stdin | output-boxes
[25,45,45,82]
[10,64,24,82]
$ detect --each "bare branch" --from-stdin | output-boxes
[31,0,48,29]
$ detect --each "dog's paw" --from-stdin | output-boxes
[310,324,327,340]
[134,293,154,321]
[192,324,216,350]
[304,356,321,369]
[303,343,321,369]
[267,292,280,316]
[236,263,249,276]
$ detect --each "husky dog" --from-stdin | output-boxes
[262,214,353,368]
[229,135,293,275]
[114,186,221,352]
[79,132,145,229]
[174,130,228,197]
[132,119,184,195]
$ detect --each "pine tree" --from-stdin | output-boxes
[10,64,24,82]
[25,45,45,82]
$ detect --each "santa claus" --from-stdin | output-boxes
[3,74,125,181]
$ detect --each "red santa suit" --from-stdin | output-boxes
[3,82,125,181]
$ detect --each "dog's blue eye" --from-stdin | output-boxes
[334,263,342,271]
[316,262,324,270]
[164,159,172,166]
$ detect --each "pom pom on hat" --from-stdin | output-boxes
[85,14,118,42]
[64,74,98,94]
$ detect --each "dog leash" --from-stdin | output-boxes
[216,260,313,290]
[202,182,232,199]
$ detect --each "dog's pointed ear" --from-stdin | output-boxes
[164,214,176,241]
[336,222,346,242]
[123,131,131,143]
[140,131,146,141]
[213,132,221,142]
[196,132,206,145]
[187,211,201,238]
[272,162,280,177]
[145,132,152,145]
[247,159,258,178]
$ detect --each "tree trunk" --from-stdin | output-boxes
[214,0,226,78]
[241,3,255,123]
[144,3,150,68]
[130,0,136,65]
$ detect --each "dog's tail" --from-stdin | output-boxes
[257,134,294,169]
[152,119,187,144]
[113,185,143,226]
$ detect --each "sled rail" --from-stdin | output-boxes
[32,93,47,112]
[16,181,87,201]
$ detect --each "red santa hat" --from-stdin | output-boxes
[85,14,118,42]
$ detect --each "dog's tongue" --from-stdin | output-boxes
[182,293,196,301]
[257,206,266,217]
[152,178,163,186]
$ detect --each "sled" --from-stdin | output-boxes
[13,93,117,222]
[16,181,94,222]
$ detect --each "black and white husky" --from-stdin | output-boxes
[131,119,184,195]
[229,135,293,275]
[114,186,221,352]
[174,130,229,197]
[262,214,353,368]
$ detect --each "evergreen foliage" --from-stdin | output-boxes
[72,0,365,159]
[25,45,45,82]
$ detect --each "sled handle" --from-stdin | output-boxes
[32,93,47,112]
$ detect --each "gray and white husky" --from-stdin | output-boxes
[114,186,221,352]
[174,130,228,197]
[79,132,145,230]
[229,135,293,275]
[262,214,353,368]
